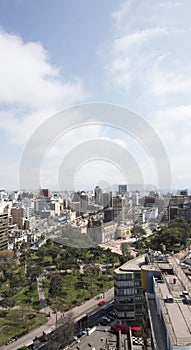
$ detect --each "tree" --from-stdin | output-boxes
[131,225,146,241]
[9,274,22,290]
[121,243,132,259]
[36,246,47,258]
[46,313,75,349]
[0,250,14,269]
[169,217,191,245]
[27,265,43,282]
[150,225,185,251]
[49,273,63,297]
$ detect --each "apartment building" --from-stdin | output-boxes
[0,212,8,250]
[11,207,24,227]
[114,255,145,326]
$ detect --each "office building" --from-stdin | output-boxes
[80,192,89,214]
[71,191,90,215]
[131,192,139,206]
[103,191,113,209]
[118,184,127,195]
[94,186,103,205]
[178,189,188,196]
[113,195,125,221]
[104,208,114,222]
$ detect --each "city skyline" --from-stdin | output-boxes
[0,1,191,191]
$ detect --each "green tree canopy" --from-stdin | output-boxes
[49,273,63,297]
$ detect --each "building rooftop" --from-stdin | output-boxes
[114,254,146,274]
[69,329,133,350]
[151,255,191,347]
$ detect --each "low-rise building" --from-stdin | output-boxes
[116,224,132,239]
[88,221,117,244]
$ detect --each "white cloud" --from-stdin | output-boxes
[149,54,191,98]
[106,27,168,92]
[107,0,191,98]
[104,0,191,189]
[107,25,191,95]
[0,29,86,110]
[149,104,191,189]
[112,0,188,32]
[112,0,132,27]
[0,29,88,189]
[0,160,20,190]
[154,105,191,123]
[113,27,168,52]
[0,108,56,146]
[0,29,88,149]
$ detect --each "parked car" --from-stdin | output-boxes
[102,316,111,323]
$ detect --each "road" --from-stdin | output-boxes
[0,288,114,350]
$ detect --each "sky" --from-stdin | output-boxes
[0,0,191,193]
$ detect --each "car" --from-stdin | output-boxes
[102,316,111,323]
[82,327,90,334]
[98,299,106,306]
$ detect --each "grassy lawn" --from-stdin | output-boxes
[43,271,114,312]
[0,309,47,346]
[11,282,41,310]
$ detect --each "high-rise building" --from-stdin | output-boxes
[114,255,145,326]
[11,207,24,227]
[131,191,139,206]
[118,184,127,195]
[178,189,188,196]
[71,191,90,214]
[34,199,48,214]
[103,192,113,209]
[104,208,114,222]
[113,195,124,221]
[80,192,89,214]
[40,188,51,198]
[0,213,8,250]
[94,186,103,205]
[14,200,34,219]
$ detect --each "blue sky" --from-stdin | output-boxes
[0,0,191,192]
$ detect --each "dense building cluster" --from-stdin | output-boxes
[0,186,191,251]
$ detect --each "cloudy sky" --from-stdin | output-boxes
[0,0,190,192]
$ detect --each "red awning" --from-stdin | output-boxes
[111,324,141,333]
